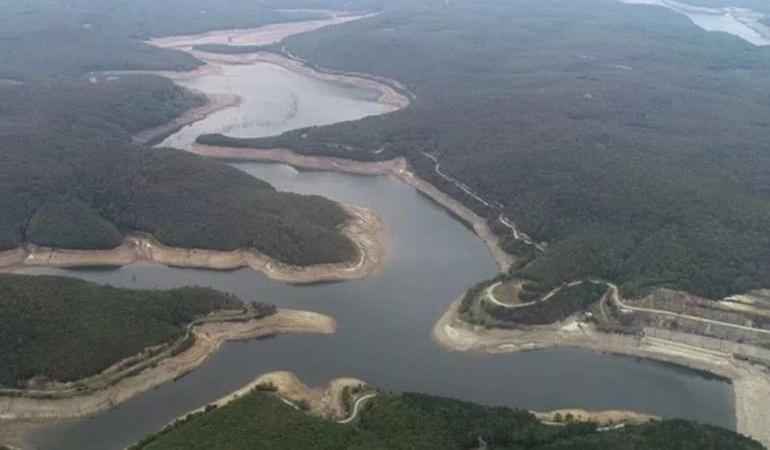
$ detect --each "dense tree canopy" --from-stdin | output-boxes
[135,390,762,449]
[0,72,356,264]
[0,275,247,387]
[214,0,770,299]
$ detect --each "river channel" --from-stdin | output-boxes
[17,26,735,450]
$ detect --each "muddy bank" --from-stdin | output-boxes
[191,145,514,272]
[149,15,365,50]
[432,296,770,448]
[189,51,411,109]
[133,93,240,145]
[534,408,658,427]
[127,371,369,449]
[0,309,335,423]
[192,371,367,420]
[0,204,384,284]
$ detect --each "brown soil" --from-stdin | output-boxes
[534,408,658,427]
[149,16,366,50]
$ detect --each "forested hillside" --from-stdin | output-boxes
[134,390,762,449]
[0,77,355,264]
[0,0,374,265]
[211,0,770,298]
[0,275,254,387]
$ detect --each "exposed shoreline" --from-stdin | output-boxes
[133,92,241,146]
[432,296,770,448]
[187,50,412,109]
[149,15,366,50]
[0,204,385,284]
[128,370,659,449]
[191,145,514,272]
[0,308,335,426]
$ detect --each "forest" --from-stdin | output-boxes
[0,68,356,265]
[133,390,762,449]
[0,274,252,388]
[211,0,770,299]
[482,282,608,327]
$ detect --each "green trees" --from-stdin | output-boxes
[0,275,248,387]
[217,0,770,299]
[26,197,123,250]
[135,391,763,449]
[0,74,356,265]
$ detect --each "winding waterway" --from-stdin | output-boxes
[21,164,734,450]
[14,23,736,450]
[158,60,394,150]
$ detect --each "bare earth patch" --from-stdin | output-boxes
[133,93,241,145]
[149,16,366,49]
[534,408,658,427]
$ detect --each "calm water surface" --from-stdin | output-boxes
[17,46,735,449]
[22,164,734,450]
[618,0,770,45]
[159,62,394,149]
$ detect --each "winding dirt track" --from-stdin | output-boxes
[337,393,377,424]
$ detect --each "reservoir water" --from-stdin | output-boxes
[617,0,770,45]
[17,30,735,450]
[158,61,396,150]
[21,163,734,449]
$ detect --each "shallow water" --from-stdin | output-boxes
[158,62,394,149]
[21,163,734,450]
[618,0,770,45]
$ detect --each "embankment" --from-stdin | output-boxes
[0,204,384,284]
[432,296,770,448]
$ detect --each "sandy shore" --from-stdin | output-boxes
[194,371,367,420]
[188,51,411,109]
[534,408,658,427]
[133,93,241,145]
[0,309,335,424]
[0,204,384,284]
[191,145,514,272]
[432,296,770,448]
[149,15,366,49]
[119,371,368,449]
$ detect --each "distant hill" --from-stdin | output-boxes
[0,274,255,387]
